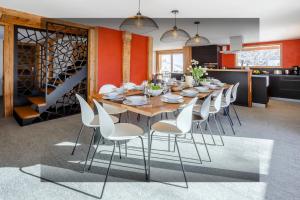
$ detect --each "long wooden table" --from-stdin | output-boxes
[91,85,230,180]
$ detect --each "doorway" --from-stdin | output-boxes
[0,25,4,117]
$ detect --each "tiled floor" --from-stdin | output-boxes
[0,99,299,200]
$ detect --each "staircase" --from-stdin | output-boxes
[13,66,87,126]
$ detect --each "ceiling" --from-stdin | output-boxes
[1,0,300,42]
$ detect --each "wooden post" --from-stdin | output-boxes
[148,37,153,80]
[87,27,98,103]
[122,32,132,83]
[3,23,14,117]
[183,46,192,74]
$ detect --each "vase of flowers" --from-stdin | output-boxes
[187,59,208,86]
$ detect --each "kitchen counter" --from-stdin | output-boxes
[269,75,300,100]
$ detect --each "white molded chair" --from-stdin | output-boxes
[208,89,225,145]
[150,97,198,188]
[192,94,214,162]
[71,94,119,172]
[230,82,242,126]
[221,85,236,135]
[89,99,147,199]
[99,84,127,119]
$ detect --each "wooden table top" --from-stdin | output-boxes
[91,85,230,117]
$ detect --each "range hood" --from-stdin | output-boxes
[221,36,243,54]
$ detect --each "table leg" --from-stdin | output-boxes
[147,116,151,181]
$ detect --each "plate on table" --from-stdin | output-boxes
[123,96,148,106]
[161,97,184,104]
[195,86,210,93]
[103,93,124,100]
[181,89,198,97]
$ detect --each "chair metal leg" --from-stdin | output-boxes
[190,130,203,164]
[232,104,242,126]
[117,141,122,159]
[99,142,116,199]
[139,136,148,180]
[213,114,224,146]
[206,121,216,145]
[175,136,188,188]
[168,134,171,151]
[224,108,236,135]
[225,107,234,126]
[126,111,129,122]
[88,132,103,171]
[71,124,84,155]
[82,128,96,172]
[216,114,226,135]
[199,126,212,162]
[125,141,128,157]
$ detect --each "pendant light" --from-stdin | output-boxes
[119,0,159,34]
[185,21,210,46]
[160,10,190,43]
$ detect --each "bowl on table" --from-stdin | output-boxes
[195,86,209,93]
[200,81,211,86]
[149,89,163,96]
[134,85,144,91]
[114,87,125,94]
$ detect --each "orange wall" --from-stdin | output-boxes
[97,27,149,89]
[98,27,123,89]
[221,39,300,68]
[130,34,148,84]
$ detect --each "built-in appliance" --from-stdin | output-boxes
[274,69,282,75]
[292,66,299,75]
[284,69,290,75]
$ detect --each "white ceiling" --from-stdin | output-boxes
[1,0,300,42]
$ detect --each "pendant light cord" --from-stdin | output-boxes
[137,0,141,15]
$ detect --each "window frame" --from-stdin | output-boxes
[156,49,184,73]
[235,43,283,68]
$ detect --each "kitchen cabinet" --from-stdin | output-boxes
[269,75,300,99]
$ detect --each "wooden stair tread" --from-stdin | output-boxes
[14,106,40,119]
[40,87,55,94]
[27,96,47,107]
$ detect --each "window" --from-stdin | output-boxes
[236,44,281,67]
[156,50,184,73]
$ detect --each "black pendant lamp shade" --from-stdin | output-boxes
[185,21,210,46]
[119,0,159,34]
[160,10,190,43]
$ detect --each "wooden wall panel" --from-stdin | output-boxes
[87,28,98,103]
[183,46,192,74]
[122,32,132,83]
[3,24,14,117]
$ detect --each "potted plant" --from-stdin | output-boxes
[187,59,208,86]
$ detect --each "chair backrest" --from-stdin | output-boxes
[93,99,115,139]
[123,82,136,90]
[231,82,240,102]
[212,89,224,112]
[76,94,95,127]
[99,84,117,94]
[199,94,212,120]
[176,97,198,133]
[224,85,234,107]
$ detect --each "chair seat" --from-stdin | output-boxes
[209,107,218,114]
[192,114,204,121]
[89,114,119,127]
[103,103,127,115]
[151,120,184,135]
[107,123,144,140]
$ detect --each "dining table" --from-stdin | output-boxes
[91,84,231,180]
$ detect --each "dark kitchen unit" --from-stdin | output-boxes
[191,45,222,68]
[252,75,269,106]
[269,74,300,100]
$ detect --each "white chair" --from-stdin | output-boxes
[71,94,119,172]
[192,94,213,162]
[230,82,242,126]
[89,99,146,199]
[150,97,198,188]
[99,84,128,120]
[221,85,236,135]
[208,89,225,145]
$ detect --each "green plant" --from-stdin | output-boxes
[187,59,208,85]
